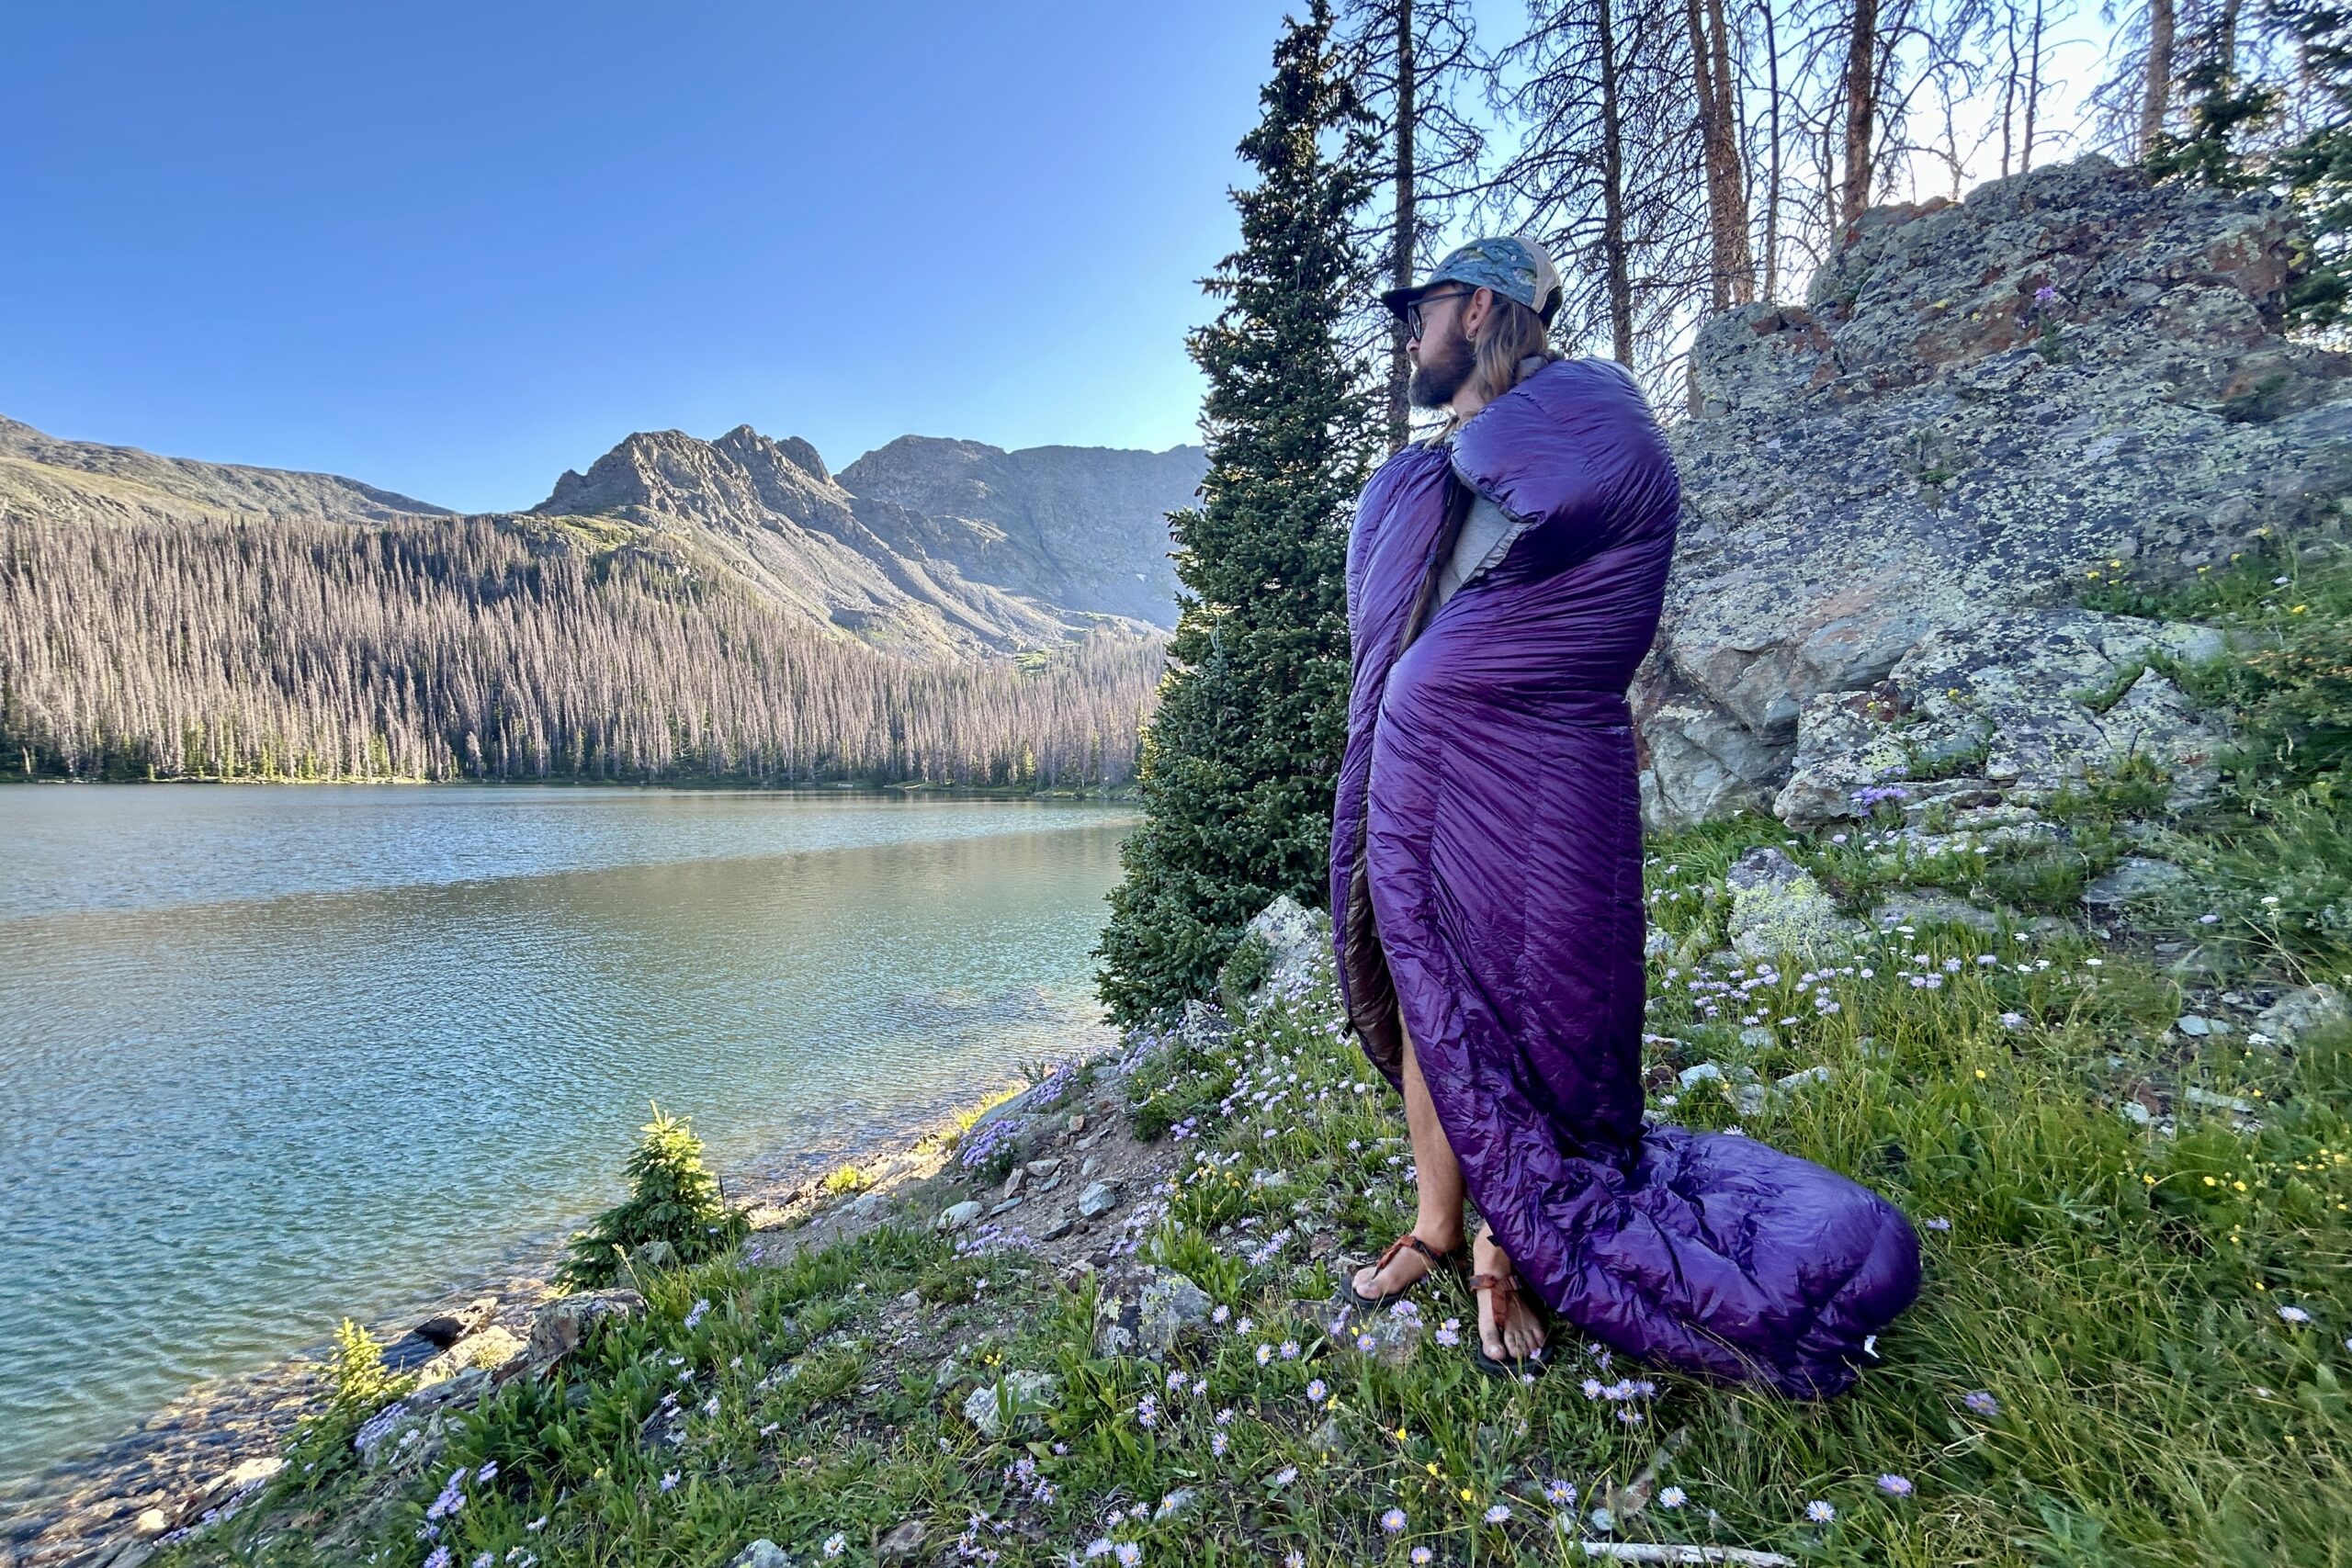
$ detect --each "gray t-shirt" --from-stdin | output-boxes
[1432,485,1525,611]
[1430,354,1550,611]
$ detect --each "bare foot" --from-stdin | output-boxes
[1471,1226,1547,1362]
[1349,1228,1464,1302]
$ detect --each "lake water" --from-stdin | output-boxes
[0,787,1136,1491]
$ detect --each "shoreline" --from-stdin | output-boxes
[0,1066,1061,1568]
[0,777,1142,801]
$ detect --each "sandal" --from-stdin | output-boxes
[1467,1264,1552,1379]
[1342,1232,1466,1312]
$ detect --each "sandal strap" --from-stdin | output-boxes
[1372,1232,1454,1273]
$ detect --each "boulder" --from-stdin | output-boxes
[413,1295,498,1348]
[1641,156,2342,831]
[1724,847,1856,961]
[1093,1266,1214,1357]
[878,1519,928,1561]
[935,1200,985,1233]
[1075,1180,1119,1218]
[525,1289,645,1371]
[2256,983,2350,1046]
[416,1325,526,1387]
[960,1371,1059,1438]
[2082,856,2194,911]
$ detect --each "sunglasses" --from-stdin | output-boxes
[1403,287,1476,340]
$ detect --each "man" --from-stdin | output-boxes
[1328,238,1922,1394]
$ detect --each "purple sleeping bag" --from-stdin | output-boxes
[1328,357,1921,1398]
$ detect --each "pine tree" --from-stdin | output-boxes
[1095,0,1379,1025]
[556,1106,747,1290]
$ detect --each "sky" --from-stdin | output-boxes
[3,2,1295,512]
[6,2,2118,514]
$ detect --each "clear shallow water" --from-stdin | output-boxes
[0,787,1135,1488]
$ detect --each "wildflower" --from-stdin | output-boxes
[1216,1406,1235,1426]
[1435,1317,1461,1348]
[1924,1216,1951,1231]
[1545,1479,1577,1506]
[1271,1466,1298,1487]
[1806,1500,1836,1523]
[1412,1551,1433,1565]
[683,1298,711,1330]
[1282,1553,1303,1568]
[1963,1390,2001,1416]
[1084,1539,1114,1559]
[1256,1343,1274,1365]
[1136,1395,1159,1429]
[1382,1506,1408,1533]
[1236,1317,1255,1335]
[1589,1507,1616,1532]
[1212,1303,1230,1324]
[424,1551,454,1568]
[474,1461,498,1483]
[1212,1430,1228,1457]
[1279,1339,1300,1359]
[1999,1011,2026,1030]
[1356,1332,1377,1352]
[660,1471,680,1493]
[474,1555,494,1568]
[1485,1503,1512,1523]
[702,1395,719,1417]
[1659,1485,1686,1509]
[1306,1378,1328,1402]
[2278,1304,2313,1325]
[1878,1474,1914,1496]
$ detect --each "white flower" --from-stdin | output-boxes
[1659,1485,1686,1508]
[823,1532,848,1558]
[1805,1499,1836,1523]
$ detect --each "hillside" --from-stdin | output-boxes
[0,421,1204,784]
[0,418,1202,661]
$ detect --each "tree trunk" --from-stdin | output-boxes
[1688,0,1751,307]
[1386,0,1416,452]
[2022,0,2044,170]
[1839,0,1879,228]
[1761,0,1782,299]
[1705,0,1754,301]
[1600,0,1634,362]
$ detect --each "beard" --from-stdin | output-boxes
[1407,321,1476,408]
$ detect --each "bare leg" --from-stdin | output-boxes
[1348,1017,1465,1297]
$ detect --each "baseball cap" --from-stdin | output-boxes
[1381,235,1564,326]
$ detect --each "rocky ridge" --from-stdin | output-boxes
[1640,153,2352,831]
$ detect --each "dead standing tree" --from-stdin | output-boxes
[1336,0,1492,449]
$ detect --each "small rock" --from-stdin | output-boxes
[1870,889,2006,936]
[132,1507,171,1540]
[878,1519,928,1561]
[413,1295,498,1348]
[2177,1014,2213,1037]
[526,1290,645,1371]
[1308,1415,1351,1458]
[896,1289,921,1310]
[1677,1062,1726,1089]
[727,1540,794,1568]
[960,1371,1059,1438]
[628,1237,678,1273]
[2256,984,2350,1046]
[1039,1214,1075,1241]
[1076,1180,1119,1218]
[2081,856,2192,910]
[1003,1167,1026,1198]
[2184,1086,2258,1115]
[1155,1486,1202,1521]
[1774,1065,1835,1092]
[1026,1156,1062,1178]
[1733,1083,1770,1117]
[936,1200,985,1233]
[2120,1100,2154,1126]
[1738,1025,1777,1049]
[987,1198,1024,1216]
[1068,1113,1087,1135]
[1093,1266,1214,1356]
[417,1325,526,1386]
[1724,846,1855,961]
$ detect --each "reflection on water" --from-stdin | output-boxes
[0,787,1135,1488]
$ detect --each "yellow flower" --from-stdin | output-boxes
[2204,1176,2218,1186]
[2292,604,2309,614]
[1460,1487,1476,1503]
[1974,1068,1987,1080]
[1427,1462,1441,1476]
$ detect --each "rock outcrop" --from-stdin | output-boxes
[1641,155,2352,829]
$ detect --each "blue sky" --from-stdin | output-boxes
[3,3,1301,512]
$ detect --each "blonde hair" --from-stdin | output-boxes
[1431,293,1562,444]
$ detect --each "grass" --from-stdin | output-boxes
[148,543,2352,1568]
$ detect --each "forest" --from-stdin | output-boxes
[0,514,1163,787]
